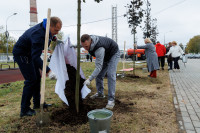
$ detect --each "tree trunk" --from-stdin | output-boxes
[75,0,81,113]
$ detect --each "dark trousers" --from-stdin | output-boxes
[168,60,173,69]
[158,56,165,68]
[14,56,41,113]
[173,57,180,69]
[90,56,93,62]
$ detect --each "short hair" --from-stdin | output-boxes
[50,16,62,27]
[171,41,177,45]
[156,41,160,43]
[144,38,152,43]
[81,34,91,42]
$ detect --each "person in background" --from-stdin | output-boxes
[155,41,166,70]
[166,41,184,71]
[13,17,62,117]
[89,54,93,62]
[81,34,120,109]
[166,42,173,70]
[134,38,159,78]
[86,53,90,62]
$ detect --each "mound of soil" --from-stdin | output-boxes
[51,64,102,126]
[51,64,87,125]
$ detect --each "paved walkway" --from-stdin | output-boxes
[170,59,200,133]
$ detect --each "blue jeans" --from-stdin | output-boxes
[95,51,120,101]
[14,56,41,113]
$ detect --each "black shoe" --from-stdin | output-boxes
[162,67,164,70]
[20,109,36,117]
[43,103,52,109]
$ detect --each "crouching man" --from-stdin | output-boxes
[81,34,120,109]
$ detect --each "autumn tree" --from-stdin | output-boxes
[0,28,16,53]
[185,35,200,54]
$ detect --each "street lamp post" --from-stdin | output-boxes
[6,13,17,63]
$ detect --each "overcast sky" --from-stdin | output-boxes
[0,0,200,50]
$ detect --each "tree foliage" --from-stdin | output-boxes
[142,1,158,44]
[0,29,16,53]
[150,18,158,44]
[185,35,200,54]
[125,0,144,38]
[179,43,184,50]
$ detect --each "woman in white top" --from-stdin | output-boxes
[166,41,184,70]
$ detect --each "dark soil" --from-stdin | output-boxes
[51,64,87,125]
[51,64,108,126]
[126,74,140,78]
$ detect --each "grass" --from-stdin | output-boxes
[0,61,178,133]
[0,62,19,69]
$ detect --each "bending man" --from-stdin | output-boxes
[81,34,120,109]
[13,17,62,117]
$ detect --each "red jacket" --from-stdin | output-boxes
[155,43,166,57]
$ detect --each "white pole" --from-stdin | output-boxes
[123,41,126,70]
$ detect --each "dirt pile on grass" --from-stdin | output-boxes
[51,64,88,125]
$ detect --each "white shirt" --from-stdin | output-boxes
[166,45,184,58]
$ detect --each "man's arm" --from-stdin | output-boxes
[31,43,50,73]
[89,47,105,81]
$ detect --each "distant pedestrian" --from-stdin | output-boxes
[166,42,173,70]
[166,41,184,70]
[155,41,166,70]
[89,55,93,62]
[86,54,89,61]
[135,38,159,78]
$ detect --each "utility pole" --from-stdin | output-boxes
[112,5,117,43]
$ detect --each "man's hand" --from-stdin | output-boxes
[48,70,57,80]
[84,79,90,85]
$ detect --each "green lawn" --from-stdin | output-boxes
[0,61,178,133]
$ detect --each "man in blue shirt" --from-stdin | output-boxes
[13,17,62,117]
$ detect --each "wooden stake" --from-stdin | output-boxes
[40,8,51,106]
[75,0,81,113]
[123,41,126,70]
